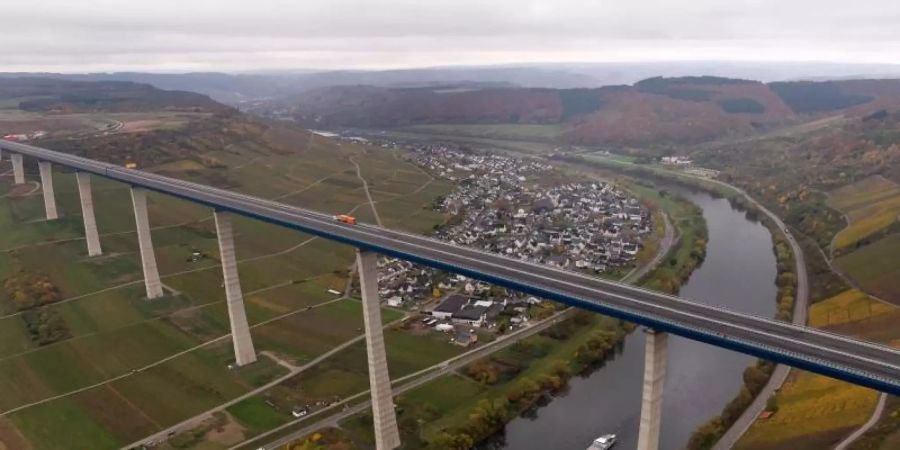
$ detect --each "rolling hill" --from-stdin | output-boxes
[0,77,231,114]
[275,76,900,146]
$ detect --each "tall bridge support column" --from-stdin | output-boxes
[130,187,164,299]
[214,210,257,366]
[38,161,58,220]
[356,249,401,450]
[637,329,668,450]
[11,153,24,185]
[76,172,102,256]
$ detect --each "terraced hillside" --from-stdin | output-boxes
[828,175,900,252]
[0,115,456,449]
[736,290,900,450]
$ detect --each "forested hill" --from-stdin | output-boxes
[0,77,231,114]
[274,76,900,145]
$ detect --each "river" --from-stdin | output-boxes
[492,188,778,450]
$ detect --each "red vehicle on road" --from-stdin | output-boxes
[334,214,357,225]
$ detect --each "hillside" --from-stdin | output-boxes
[694,107,900,262]
[285,85,564,127]
[564,77,796,144]
[0,77,230,114]
[0,80,459,450]
[769,79,900,115]
[281,77,799,145]
[7,62,900,105]
[273,77,900,146]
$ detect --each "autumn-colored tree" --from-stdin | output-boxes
[466,359,500,385]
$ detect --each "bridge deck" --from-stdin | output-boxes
[2,140,899,395]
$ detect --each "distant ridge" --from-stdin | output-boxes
[271,76,900,145]
[0,77,231,114]
[4,61,900,105]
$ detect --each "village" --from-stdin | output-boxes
[371,142,654,347]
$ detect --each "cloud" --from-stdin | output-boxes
[1,0,898,71]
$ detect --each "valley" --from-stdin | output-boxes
[1,68,899,450]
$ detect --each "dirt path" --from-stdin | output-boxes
[0,279,300,364]
[239,210,679,450]
[1,181,41,197]
[0,219,200,254]
[234,308,575,450]
[349,156,382,227]
[0,234,318,322]
[120,310,408,450]
[1,295,352,418]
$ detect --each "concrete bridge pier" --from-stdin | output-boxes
[130,187,164,299]
[213,210,257,366]
[637,328,668,450]
[356,248,401,450]
[11,153,24,185]
[38,161,58,220]
[76,172,102,256]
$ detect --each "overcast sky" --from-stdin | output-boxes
[2,0,899,72]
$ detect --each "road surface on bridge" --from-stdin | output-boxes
[2,140,898,396]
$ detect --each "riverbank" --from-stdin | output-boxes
[492,185,778,450]
[560,153,810,449]
[429,156,783,450]
[276,186,707,450]
[396,187,708,449]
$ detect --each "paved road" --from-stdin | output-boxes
[688,178,809,450]
[3,141,898,396]
[120,301,404,450]
[246,207,678,449]
[625,211,675,283]
[834,392,888,450]
[236,308,576,450]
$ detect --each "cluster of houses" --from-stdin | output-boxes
[410,146,552,183]
[434,180,650,273]
[660,155,692,166]
[370,143,654,344]
[660,155,720,178]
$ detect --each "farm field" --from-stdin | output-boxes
[0,124,454,449]
[0,106,205,140]
[377,128,558,154]
[580,151,638,167]
[735,289,900,450]
[316,312,630,450]
[399,123,563,142]
[204,325,464,448]
[828,175,900,251]
[835,233,900,305]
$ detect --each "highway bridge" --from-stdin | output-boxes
[2,139,899,450]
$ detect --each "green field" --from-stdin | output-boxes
[282,174,706,450]
[0,124,453,449]
[225,324,465,446]
[580,152,638,167]
[379,128,558,154]
[835,234,900,305]
[624,181,708,293]
[399,123,563,142]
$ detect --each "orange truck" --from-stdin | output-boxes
[334,214,357,225]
